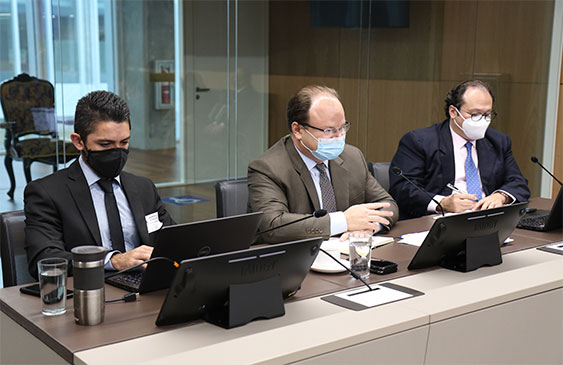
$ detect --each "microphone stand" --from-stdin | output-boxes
[391,166,445,216]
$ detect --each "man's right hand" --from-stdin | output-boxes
[440,193,476,213]
[344,202,393,232]
[110,245,154,271]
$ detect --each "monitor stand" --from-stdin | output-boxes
[204,275,285,329]
[440,232,502,272]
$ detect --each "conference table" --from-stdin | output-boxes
[1,198,562,364]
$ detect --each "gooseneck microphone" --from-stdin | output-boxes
[391,166,445,216]
[256,209,328,236]
[318,248,374,291]
[531,156,562,186]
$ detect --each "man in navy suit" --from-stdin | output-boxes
[24,91,174,278]
[389,80,530,220]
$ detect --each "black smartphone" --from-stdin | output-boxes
[370,259,398,275]
[19,283,73,300]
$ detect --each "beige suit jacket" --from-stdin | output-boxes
[248,135,399,243]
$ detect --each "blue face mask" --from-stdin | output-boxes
[301,129,346,161]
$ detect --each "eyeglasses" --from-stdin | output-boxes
[300,122,351,137]
[457,108,497,122]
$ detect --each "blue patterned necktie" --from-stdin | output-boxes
[315,163,337,212]
[464,142,482,200]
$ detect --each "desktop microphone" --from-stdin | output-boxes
[391,166,445,216]
[531,156,562,186]
[318,248,373,291]
[256,209,328,236]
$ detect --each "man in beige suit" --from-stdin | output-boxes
[248,85,398,243]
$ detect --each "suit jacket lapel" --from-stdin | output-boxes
[439,121,456,188]
[285,137,321,211]
[329,156,349,211]
[476,138,494,196]
[120,172,150,245]
[66,160,102,245]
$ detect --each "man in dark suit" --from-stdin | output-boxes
[24,91,174,278]
[389,80,530,220]
[248,85,398,244]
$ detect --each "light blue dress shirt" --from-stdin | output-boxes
[294,146,348,236]
[79,156,140,270]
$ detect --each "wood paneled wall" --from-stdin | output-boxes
[554,62,563,197]
[268,0,555,197]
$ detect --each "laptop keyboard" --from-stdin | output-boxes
[106,271,143,292]
[518,214,549,228]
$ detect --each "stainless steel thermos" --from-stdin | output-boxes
[71,246,107,325]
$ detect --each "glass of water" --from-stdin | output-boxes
[37,258,68,316]
[349,231,372,279]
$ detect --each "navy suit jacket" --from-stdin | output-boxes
[389,120,530,219]
[24,160,174,278]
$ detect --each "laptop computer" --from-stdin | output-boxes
[105,211,263,294]
[517,186,562,232]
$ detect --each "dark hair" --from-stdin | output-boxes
[74,91,130,141]
[286,85,340,131]
[444,80,495,119]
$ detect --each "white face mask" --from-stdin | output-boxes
[453,106,490,140]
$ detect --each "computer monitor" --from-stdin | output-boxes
[408,202,528,272]
[155,237,322,328]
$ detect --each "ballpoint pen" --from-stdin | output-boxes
[447,183,464,194]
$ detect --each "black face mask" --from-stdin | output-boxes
[84,148,129,179]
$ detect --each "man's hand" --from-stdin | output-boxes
[110,245,154,271]
[473,192,507,210]
[440,193,476,213]
[344,202,393,232]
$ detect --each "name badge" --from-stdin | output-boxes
[145,212,163,233]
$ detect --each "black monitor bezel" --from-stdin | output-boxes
[408,202,528,271]
[155,237,322,327]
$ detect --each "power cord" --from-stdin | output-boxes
[104,256,179,280]
[105,292,139,303]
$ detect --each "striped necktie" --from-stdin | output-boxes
[315,163,337,212]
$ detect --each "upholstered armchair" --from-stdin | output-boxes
[0,73,80,199]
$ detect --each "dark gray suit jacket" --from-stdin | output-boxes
[248,135,399,243]
[24,160,174,278]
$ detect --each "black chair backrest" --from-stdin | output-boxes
[367,162,391,192]
[0,210,35,287]
[214,178,249,218]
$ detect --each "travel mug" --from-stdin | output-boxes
[71,246,107,325]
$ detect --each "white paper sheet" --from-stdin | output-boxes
[334,284,413,308]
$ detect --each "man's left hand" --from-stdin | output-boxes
[473,192,507,210]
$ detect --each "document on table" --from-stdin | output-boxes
[399,231,514,247]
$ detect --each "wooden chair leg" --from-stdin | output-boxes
[5,154,15,199]
[23,159,33,183]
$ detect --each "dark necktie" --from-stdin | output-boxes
[464,142,483,200]
[315,163,337,212]
[97,179,125,252]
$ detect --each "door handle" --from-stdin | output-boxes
[196,87,210,93]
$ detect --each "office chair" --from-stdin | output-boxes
[0,73,80,199]
[0,210,35,287]
[367,162,391,192]
[214,178,249,218]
